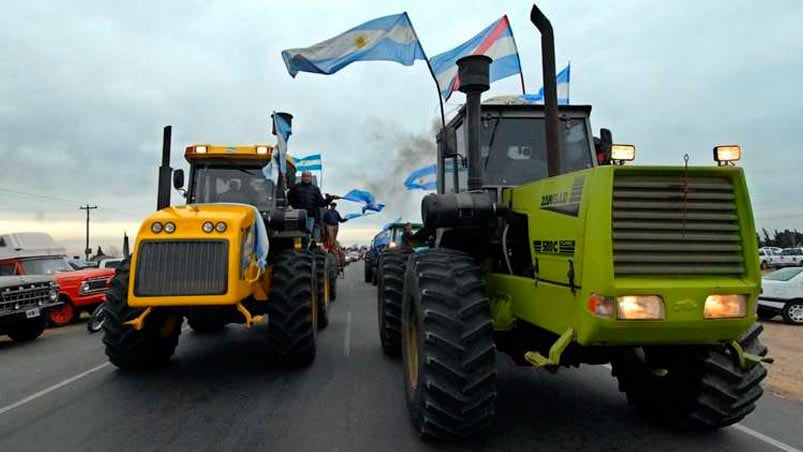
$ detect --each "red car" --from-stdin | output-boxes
[0,233,115,327]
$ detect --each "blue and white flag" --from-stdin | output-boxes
[342,188,385,213]
[343,211,376,221]
[430,15,523,101]
[382,216,403,231]
[294,153,323,171]
[281,13,426,78]
[404,164,437,190]
[273,112,292,174]
[522,63,571,105]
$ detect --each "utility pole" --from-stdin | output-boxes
[80,204,97,261]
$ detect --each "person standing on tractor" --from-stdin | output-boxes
[287,170,336,241]
[322,202,347,249]
[400,222,416,248]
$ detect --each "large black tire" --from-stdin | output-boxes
[781,300,803,325]
[102,261,183,370]
[402,249,497,439]
[267,251,317,366]
[756,307,776,321]
[7,319,45,342]
[327,252,338,301]
[377,248,411,356]
[312,250,330,329]
[611,323,768,429]
[364,255,374,283]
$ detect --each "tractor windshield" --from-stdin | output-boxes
[189,164,277,211]
[478,117,593,185]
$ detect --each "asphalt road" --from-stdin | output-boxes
[1,261,801,452]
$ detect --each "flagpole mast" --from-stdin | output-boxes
[405,12,446,129]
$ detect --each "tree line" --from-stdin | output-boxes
[758,228,803,248]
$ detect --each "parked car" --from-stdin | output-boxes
[758,248,783,270]
[0,275,62,341]
[0,233,115,327]
[758,267,803,324]
[776,248,803,268]
[97,258,125,269]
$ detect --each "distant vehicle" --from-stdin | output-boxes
[758,267,803,324]
[97,258,125,269]
[0,232,115,327]
[776,248,803,268]
[346,250,361,263]
[758,248,783,270]
[0,275,62,341]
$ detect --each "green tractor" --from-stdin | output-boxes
[384,5,771,440]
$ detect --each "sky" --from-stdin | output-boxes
[1,0,802,252]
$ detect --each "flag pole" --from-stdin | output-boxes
[405,12,446,129]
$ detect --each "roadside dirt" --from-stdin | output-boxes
[760,319,803,402]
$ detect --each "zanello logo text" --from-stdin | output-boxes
[533,240,576,256]
[539,176,585,217]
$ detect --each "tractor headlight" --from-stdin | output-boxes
[611,144,636,163]
[151,222,163,233]
[617,295,665,320]
[704,294,747,319]
[195,146,208,154]
[713,145,741,165]
[202,222,214,233]
[215,222,227,232]
[164,222,176,233]
[256,145,269,155]
[388,242,398,249]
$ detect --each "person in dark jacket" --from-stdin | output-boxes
[322,203,347,249]
[287,171,335,239]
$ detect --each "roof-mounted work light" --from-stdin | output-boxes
[611,144,636,165]
[714,145,741,166]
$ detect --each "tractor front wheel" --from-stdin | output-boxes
[267,251,317,366]
[611,323,768,429]
[402,249,496,439]
[102,261,183,370]
[377,248,411,356]
[312,250,330,329]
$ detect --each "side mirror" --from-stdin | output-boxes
[173,169,185,190]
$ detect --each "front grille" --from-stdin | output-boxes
[134,240,228,296]
[0,283,51,314]
[612,173,745,276]
[83,278,110,294]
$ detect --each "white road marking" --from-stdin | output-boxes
[733,424,801,452]
[0,362,111,417]
[343,310,352,357]
[599,364,798,451]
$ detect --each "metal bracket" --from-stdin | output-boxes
[524,327,575,370]
[236,303,264,329]
[567,259,576,294]
[124,307,153,331]
[728,340,773,370]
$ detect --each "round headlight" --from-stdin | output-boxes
[164,222,176,233]
[151,222,163,233]
[49,288,59,301]
[215,222,227,232]
[202,222,214,233]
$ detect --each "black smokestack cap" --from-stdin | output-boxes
[271,112,293,136]
[456,55,492,94]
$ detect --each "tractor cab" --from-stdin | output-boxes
[438,98,597,194]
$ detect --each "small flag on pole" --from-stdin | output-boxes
[281,13,426,78]
[294,154,323,171]
[430,16,524,101]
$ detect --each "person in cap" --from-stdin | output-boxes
[287,171,336,240]
[322,202,348,249]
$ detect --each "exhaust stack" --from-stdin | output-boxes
[457,55,492,191]
[157,125,172,210]
[530,4,561,177]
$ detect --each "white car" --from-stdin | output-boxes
[758,248,783,270]
[97,258,124,269]
[758,267,803,324]
[775,248,803,268]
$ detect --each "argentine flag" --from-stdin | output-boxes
[281,13,426,77]
[294,154,323,171]
[430,16,523,101]
[273,112,292,174]
[404,164,437,191]
[523,64,571,105]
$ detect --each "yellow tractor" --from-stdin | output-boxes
[103,117,330,369]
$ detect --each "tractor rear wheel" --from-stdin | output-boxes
[377,248,411,356]
[312,250,330,329]
[7,319,45,342]
[102,261,183,370]
[611,323,768,429]
[402,249,496,439]
[267,251,317,366]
